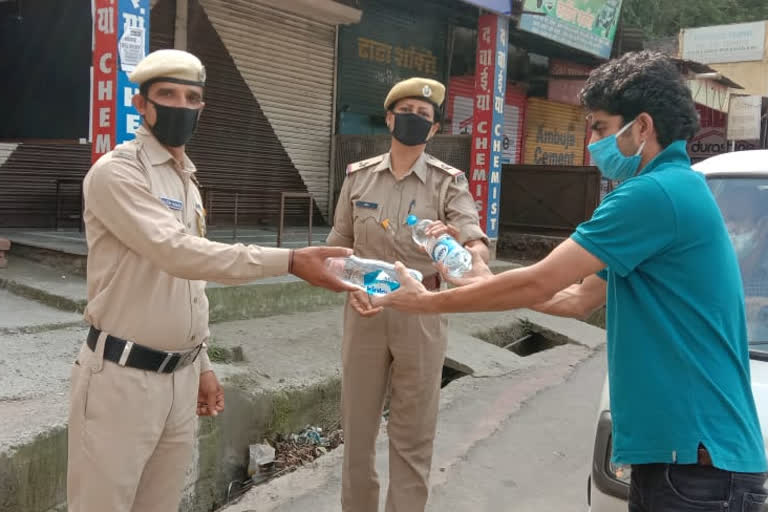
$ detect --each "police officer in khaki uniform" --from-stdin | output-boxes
[328,77,489,512]
[68,49,354,512]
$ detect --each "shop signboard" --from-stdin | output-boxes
[518,0,622,59]
[727,95,763,141]
[469,14,509,240]
[523,98,586,166]
[682,22,765,64]
[90,0,150,163]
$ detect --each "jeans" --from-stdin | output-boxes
[629,463,768,511]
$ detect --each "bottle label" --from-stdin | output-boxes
[431,237,462,264]
[362,270,400,296]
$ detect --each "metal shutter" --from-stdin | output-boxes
[200,0,335,218]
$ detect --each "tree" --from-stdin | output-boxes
[621,0,768,37]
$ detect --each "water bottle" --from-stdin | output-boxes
[406,215,472,278]
[325,255,423,296]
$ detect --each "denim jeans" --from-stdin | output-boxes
[629,463,768,511]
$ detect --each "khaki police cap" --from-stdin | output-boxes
[128,49,206,87]
[384,77,445,110]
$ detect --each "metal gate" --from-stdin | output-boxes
[500,164,601,236]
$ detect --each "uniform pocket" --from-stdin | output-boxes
[352,205,381,250]
[70,359,94,421]
[743,493,768,511]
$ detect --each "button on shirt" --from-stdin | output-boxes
[573,141,766,472]
[83,126,290,372]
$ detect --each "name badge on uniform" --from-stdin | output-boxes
[160,197,184,211]
[355,201,378,209]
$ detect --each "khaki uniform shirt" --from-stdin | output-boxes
[83,126,290,373]
[327,152,487,276]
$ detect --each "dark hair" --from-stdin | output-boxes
[389,97,442,123]
[579,51,699,147]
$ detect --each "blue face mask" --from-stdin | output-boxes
[588,120,646,181]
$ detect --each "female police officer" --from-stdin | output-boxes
[327,77,488,512]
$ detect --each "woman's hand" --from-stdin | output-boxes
[424,220,460,240]
[349,289,383,317]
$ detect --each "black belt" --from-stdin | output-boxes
[87,327,203,374]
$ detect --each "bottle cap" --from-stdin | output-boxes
[406,215,418,226]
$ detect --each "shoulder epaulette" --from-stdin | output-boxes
[425,154,465,181]
[111,140,141,161]
[346,154,386,175]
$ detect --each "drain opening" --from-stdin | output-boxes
[474,322,566,357]
[441,366,468,388]
[502,332,561,356]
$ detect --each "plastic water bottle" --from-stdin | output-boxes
[406,215,472,278]
[325,255,423,296]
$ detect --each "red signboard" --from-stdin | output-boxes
[469,14,497,233]
[91,0,119,163]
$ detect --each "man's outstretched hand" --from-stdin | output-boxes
[291,246,358,292]
[371,262,434,313]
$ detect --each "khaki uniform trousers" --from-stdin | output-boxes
[67,334,199,512]
[341,300,447,512]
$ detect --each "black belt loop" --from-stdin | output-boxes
[87,327,202,373]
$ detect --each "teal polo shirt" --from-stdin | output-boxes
[573,140,766,472]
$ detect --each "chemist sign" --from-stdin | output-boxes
[469,14,509,240]
[91,0,150,163]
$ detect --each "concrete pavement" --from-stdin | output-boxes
[0,250,607,512]
[426,347,606,512]
[221,344,607,512]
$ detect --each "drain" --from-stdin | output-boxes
[474,321,566,357]
[502,332,562,356]
[441,366,467,388]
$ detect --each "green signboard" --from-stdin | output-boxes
[519,0,622,59]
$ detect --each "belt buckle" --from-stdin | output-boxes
[181,344,203,368]
[161,344,202,373]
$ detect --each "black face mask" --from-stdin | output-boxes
[145,98,201,147]
[391,112,434,146]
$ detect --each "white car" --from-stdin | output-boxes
[588,150,768,511]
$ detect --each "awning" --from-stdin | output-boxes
[459,0,515,16]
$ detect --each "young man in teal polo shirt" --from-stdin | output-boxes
[370,51,767,510]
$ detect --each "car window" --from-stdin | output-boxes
[709,177,768,344]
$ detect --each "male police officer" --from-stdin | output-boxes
[67,49,353,512]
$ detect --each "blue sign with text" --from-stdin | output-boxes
[487,15,508,239]
[116,0,150,145]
